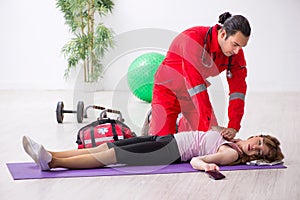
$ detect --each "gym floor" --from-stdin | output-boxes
[0,90,299,200]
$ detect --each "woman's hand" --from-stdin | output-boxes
[202,163,220,171]
[220,128,237,140]
[190,157,220,171]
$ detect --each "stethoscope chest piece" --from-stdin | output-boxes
[227,70,233,79]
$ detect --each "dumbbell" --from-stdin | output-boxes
[96,107,124,122]
[56,101,84,123]
[83,105,125,122]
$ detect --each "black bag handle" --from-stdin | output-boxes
[90,126,97,147]
[111,123,118,141]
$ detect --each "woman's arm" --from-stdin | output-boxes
[190,145,238,171]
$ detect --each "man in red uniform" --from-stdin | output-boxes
[149,12,251,140]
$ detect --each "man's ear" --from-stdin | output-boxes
[220,29,227,39]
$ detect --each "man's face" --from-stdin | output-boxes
[219,30,249,57]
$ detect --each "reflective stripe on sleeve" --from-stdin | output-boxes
[229,92,245,101]
[188,84,207,96]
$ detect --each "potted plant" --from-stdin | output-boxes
[56,0,115,82]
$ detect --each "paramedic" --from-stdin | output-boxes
[149,12,251,140]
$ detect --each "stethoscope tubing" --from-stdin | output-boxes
[201,27,233,79]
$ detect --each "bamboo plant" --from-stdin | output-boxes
[56,0,115,82]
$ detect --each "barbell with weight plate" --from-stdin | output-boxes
[56,101,84,123]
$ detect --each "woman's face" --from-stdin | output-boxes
[240,136,270,157]
[218,30,249,57]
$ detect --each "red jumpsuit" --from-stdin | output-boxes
[150,24,247,136]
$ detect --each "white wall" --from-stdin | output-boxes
[0,0,75,90]
[0,0,299,92]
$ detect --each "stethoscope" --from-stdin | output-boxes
[201,27,233,79]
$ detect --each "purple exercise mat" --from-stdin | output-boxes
[6,162,286,180]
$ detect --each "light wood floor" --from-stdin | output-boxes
[0,90,299,200]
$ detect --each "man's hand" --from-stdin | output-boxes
[211,126,225,132]
[220,128,237,140]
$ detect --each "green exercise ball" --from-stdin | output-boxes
[127,52,165,103]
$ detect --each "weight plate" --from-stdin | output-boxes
[56,101,64,123]
[77,101,84,123]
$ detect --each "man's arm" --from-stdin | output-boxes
[226,52,247,137]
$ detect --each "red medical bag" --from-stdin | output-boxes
[76,118,136,149]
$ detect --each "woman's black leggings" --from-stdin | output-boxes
[107,135,181,166]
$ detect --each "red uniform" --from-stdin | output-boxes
[150,24,247,136]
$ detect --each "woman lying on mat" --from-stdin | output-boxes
[22,127,284,171]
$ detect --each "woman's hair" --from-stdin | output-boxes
[231,134,284,165]
[218,12,251,39]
